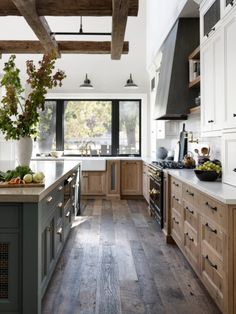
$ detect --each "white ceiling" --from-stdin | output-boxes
[0,1,148,94]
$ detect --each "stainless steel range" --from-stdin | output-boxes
[148,161,184,228]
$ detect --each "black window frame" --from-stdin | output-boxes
[42,99,142,157]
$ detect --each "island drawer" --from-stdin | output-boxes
[0,204,20,229]
[171,208,183,247]
[200,195,227,231]
[40,184,64,223]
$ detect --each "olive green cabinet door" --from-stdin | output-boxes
[0,233,20,313]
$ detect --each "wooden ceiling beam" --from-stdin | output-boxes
[11,0,59,56]
[111,0,131,60]
[0,40,129,54]
[0,0,139,16]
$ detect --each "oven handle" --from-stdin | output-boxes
[149,174,162,186]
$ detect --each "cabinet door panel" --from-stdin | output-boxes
[222,133,236,186]
[224,14,236,129]
[121,161,142,195]
[201,42,214,132]
[0,234,19,313]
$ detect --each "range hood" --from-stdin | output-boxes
[154,18,199,120]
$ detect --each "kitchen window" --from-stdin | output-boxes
[35,99,141,156]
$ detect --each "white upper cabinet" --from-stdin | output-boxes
[222,10,236,130]
[222,133,236,186]
[201,30,224,135]
[200,0,221,44]
[221,0,236,18]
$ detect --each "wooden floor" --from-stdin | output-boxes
[42,199,220,314]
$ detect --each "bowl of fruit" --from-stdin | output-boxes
[194,161,222,182]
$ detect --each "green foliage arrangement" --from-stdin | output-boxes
[0,54,66,140]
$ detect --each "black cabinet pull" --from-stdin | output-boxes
[204,255,217,269]
[172,195,179,202]
[230,0,235,6]
[233,114,236,117]
[173,181,179,187]
[185,206,194,214]
[186,189,194,197]
[205,223,217,234]
[205,201,217,211]
[185,232,194,242]
[173,217,179,225]
[234,169,236,172]
[206,27,216,38]
[208,120,214,123]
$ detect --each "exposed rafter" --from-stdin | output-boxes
[0,40,129,54]
[111,0,130,60]
[11,0,59,56]
[0,0,139,16]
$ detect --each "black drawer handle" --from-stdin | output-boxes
[186,189,194,197]
[185,206,194,215]
[229,0,235,6]
[206,27,215,38]
[233,113,236,117]
[173,181,179,187]
[205,202,217,211]
[208,120,214,123]
[173,217,179,225]
[185,232,194,242]
[204,255,217,270]
[205,223,217,234]
[173,195,179,202]
[234,169,236,172]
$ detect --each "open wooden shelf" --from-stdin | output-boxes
[189,45,200,60]
[189,105,200,114]
[189,76,200,88]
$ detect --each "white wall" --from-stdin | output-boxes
[146,0,188,69]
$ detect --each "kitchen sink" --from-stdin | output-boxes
[81,158,106,171]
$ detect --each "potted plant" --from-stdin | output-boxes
[0,53,66,165]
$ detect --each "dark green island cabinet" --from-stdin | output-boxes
[0,161,80,314]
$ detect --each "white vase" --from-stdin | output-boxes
[16,136,33,166]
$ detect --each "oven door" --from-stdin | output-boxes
[149,175,163,227]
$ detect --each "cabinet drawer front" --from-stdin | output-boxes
[183,184,200,207]
[183,201,198,232]
[171,208,183,246]
[201,242,224,310]
[201,216,225,260]
[171,177,182,197]
[171,192,182,216]
[200,195,227,230]
[184,222,199,269]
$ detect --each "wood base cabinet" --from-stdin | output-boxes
[81,171,106,196]
[121,161,142,196]
[169,176,234,313]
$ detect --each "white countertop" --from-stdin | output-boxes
[167,169,236,205]
[0,160,80,203]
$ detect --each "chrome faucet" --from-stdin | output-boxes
[85,141,95,156]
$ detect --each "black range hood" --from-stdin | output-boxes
[154,18,199,120]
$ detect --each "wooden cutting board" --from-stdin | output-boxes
[0,182,45,188]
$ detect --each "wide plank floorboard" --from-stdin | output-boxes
[42,199,221,314]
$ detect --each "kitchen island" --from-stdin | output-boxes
[0,161,80,314]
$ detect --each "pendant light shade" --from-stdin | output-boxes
[124,74,138,88]
[80,74,94,89]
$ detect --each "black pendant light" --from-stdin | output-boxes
[80,74,94,89]
[124,74,138,89]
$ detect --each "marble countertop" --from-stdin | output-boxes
[32,156,143,161]
[166,169,236,205]
[0,160,80,203]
